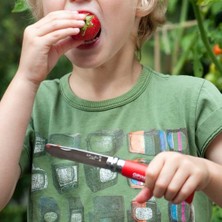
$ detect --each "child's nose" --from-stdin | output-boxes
[70,0,91,2]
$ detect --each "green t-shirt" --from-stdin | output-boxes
[20,66,222,221]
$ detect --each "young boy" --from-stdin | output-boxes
[1,0,222,221]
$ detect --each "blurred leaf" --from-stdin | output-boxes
[161,29,171,55]
[168,0,178,13]
[212,204,222,222]
[197,0,221,6]
[12,0,28,13]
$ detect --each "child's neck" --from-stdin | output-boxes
[69,58,142,101]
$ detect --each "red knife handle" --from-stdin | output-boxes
[121,160,194,204]
[121,160,147,182]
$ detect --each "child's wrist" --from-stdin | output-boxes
[14,71,42,93]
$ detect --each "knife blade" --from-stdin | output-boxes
[45,143,147,181]
[45,143,194,204]
[46,143,110,169]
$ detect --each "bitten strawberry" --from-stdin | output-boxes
[72,11,101,41]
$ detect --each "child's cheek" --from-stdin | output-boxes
[43,1,65,15]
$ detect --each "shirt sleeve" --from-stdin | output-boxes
[19,120,34,176]
[195,80,222,157]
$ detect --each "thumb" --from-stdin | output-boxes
[134,186,153,203]
[55,37,83,56]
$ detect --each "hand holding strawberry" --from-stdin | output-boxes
[17,11,86,85]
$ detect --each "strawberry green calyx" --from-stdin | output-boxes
[80,15,94,36]
[72,11,101,41]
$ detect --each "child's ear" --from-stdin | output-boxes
[136,0,156,17]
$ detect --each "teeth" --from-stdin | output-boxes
[84,37,98,44]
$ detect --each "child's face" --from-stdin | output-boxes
[42,0,141,68]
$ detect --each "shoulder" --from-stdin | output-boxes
[36,74,69,96]
[145,67,219,96]
[38,78,60,94]
[34,74,70,110]
[148,68,204,89]
[142,67,222,115]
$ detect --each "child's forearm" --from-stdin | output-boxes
[0,72,39,210]
[202,159,222,207]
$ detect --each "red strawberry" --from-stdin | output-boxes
[72,11,101,41]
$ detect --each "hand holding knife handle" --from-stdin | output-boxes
[106,157,194,204]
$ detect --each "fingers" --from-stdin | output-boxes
[163,166,194,203]
[170,176,196,204]
[39,27,80,46]
[25,11,86,44]
[35,12,86,37]
[34,10,86,31]
[144,153,166,192]
[134,187,153,203]
[135,153,202,204]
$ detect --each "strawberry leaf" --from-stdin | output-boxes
[80,15,94,36]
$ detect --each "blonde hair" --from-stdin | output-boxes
[137,0,168,48]
[26,0,167,49]
[25,0,43,19]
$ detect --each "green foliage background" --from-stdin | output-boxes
[0,0,222,221]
